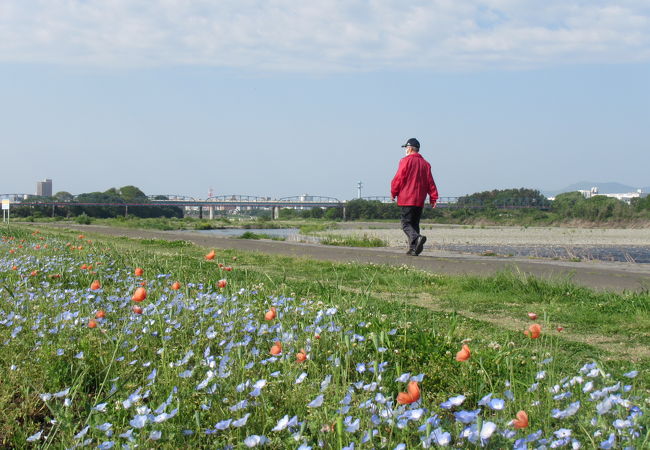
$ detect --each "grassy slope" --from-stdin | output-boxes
[1,224,649,447]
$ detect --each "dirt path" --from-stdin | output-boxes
[39,223,650,293]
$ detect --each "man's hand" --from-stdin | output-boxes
[430,202,437,209]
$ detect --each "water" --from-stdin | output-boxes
[433,244,650,264]
[194,228,299,238]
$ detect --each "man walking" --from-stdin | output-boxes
[391,138,438,256]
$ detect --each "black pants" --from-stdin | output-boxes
[400,206,423,250]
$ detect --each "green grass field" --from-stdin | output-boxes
[1,224,648,448]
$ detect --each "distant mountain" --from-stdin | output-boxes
[543,181,649,198]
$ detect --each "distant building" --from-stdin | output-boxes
[36,178,52,197]
[577,186,646,204]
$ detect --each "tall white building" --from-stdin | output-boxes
[36,178,52,197]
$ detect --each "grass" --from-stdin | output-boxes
[319,234,388,247]
[1,224,648,448]
[238,231,286,241]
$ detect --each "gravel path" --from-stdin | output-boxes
[36,223,650,293]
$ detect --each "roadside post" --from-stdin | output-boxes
[2,199,9,224]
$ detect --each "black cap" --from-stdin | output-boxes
[401,138,420,149]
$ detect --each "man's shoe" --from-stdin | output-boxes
[406,249,417,256]
[415,235,427,255]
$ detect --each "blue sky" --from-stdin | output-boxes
[1,1,649,199]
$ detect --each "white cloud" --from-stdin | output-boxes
[0,0,648,71]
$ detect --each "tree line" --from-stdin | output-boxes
[10,186,650,224]
[11,186,183,220]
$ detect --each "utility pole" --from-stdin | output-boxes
[357,181,363,199]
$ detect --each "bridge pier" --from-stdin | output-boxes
[209,206,214,220]
[198,206,202,219]
[272,206,280,220]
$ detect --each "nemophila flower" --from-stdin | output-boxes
[552,401,580,419]
[599,433,616,449]
[26,430,43,442]
[440,395,465,409]
[430,428,451,447]
[74,426,89,439]
[623,370,638,378]
[320,375,332,391]
[454,409,481,424]
[356,363,366,373]
[97,441,114,449]
[308,394,324,408]
[395,373,410,383]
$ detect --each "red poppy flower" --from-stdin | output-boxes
[95,310,106,319]
[270,341,282,355]
[296,349,307,363]
[171,281,181,290]
[205,250,216,260]
[134,267,144,276]
[132,305,143,314]
[397,381,420,405]
[217,279,227,288]
[90,280,101,290]
[512,410,529,429]
[525,323,542,339]
[132,287,147,302]
[456,344,471,362]
[527,312,538,320]
[88,319,98,328]
[264,307,276,321]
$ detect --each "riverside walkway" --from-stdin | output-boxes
[41,224,650,293]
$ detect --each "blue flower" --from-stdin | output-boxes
[623,370,638,378]
[551,401,580,419]
[454,409,481,424]
[26,430,43,442]
[244,435,268,447]
[599,433,616,449]
[308,394,324,408]
[441,395,465,409]
[215,419,231,430]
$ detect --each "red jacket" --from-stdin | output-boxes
[391,152,438,207]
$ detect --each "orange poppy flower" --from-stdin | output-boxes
[217,279,227,289]
[78,234,85,239]
[524,323,541,339]
[296,349,307,363]
[134,267,144,276]
[9,249,15,254]
[88,319,98,328]
[132,305,143,314]
[132,287,147,302]
[171,281,181,290]
[80,264,88,270]
[397,381,420,405]
[224,267,233,272]
[264,307,277,321]
[35,245,41,250]
[30,270,38,277]
[205,250,216,260]
[11,265,18,271]
[270,341,282,355]
[556,326,564,332]
[512,410,529,429]
[95,310,106,319]
[90,280,101,290]
[456,344,471,362]
[527,312,538,320]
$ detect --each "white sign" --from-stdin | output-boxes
[1,199,9,210]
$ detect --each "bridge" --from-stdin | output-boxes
[1,193,550,220]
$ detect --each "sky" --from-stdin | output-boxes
[1,0,649,200]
